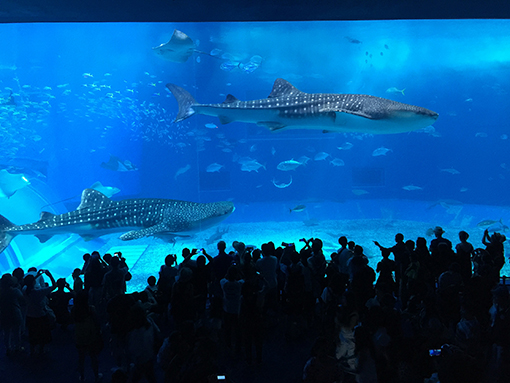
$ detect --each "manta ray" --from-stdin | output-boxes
[0,169,30,198]
[90,181,120,198]
[153,29,222,63]
[100,155,138,172]
[0,189,235,254]
[167,78,439,134]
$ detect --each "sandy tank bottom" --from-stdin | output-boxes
[97,218,510,293]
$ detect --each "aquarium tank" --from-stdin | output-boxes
[0,20,509,289]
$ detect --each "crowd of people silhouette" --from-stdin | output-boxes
[0,226,508,382]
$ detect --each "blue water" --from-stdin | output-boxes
[1,20,510,275]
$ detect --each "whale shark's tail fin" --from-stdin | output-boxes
[0,215,16,254]
[166,83,197,123]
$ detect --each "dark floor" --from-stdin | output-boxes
[0,313,315,383]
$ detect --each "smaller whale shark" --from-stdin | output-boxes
[167,78,439,134]
[0,189,235,254]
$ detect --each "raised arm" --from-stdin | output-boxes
[482,229,491,246]
[202,249,214,263]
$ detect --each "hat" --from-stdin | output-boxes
[433,226,445,234]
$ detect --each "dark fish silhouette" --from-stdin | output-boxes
[100,155,137,172]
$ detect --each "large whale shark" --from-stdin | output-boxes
[167,78,438,134]
[0,189,235,254]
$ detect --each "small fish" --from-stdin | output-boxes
[240,61,259,74]
[82,73,93,78]
[206,163,223,173]
[465,98,473,102]
[477,218,503,227]
[501,134,508,140]
[205,123,218,129]
[337,142,353,150]
[372,147,392,156]
[386,87,405,96]
[271,147,276,156]
[475,132,488,138]
[272,176,292,189]
[345,36,362,44]
[210,48,222,56]
[402,184,423,191]
[241,161,265,172]
[352,189,369,196]
[314,152,330,161]
[220,61,241,72]
[277,159,303,171]
[249,144,257,152]
[330,158,345,167]
[460,187,468,192]
[234,156,253,164]
[440,168,460,175]
[290,204,306,213]
[384,44,389,50]
[174,164,191,180]
[297,156,311,165]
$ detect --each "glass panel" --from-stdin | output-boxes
[0,20,509,284]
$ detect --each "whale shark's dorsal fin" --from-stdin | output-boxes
[38,211,56,221]
[78,188,113,210]
[223,94,239,104]
[268,78,306,99]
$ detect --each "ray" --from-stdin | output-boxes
[0,169,30,198]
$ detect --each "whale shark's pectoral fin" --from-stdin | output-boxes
[120,223,168,241]
[325,108,373,120]
[35,234,52,243]
[218,115,234,124]
[257,121,286,131]
[79,234,97,242]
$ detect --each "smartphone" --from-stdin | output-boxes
[429,349,441,356]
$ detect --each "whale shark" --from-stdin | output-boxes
[0,189,235,254]
[167,78,438,134]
